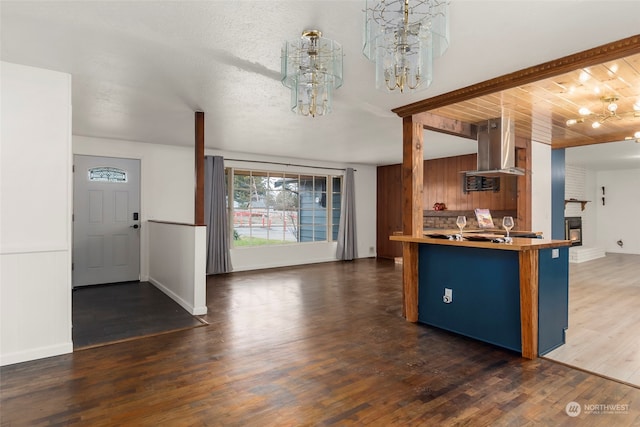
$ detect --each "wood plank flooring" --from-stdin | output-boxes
[544,253,640,386]
[72,281,206,349]
[2,259,640,426]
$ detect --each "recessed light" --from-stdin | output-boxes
[579,71,590,82]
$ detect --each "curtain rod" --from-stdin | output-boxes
[224,158,356,172]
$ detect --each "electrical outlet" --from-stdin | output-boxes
[443,288,453,304]
[552,248,559,258]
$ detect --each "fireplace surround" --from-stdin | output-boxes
[565,217,582,247]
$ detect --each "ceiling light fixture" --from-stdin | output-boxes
[363,0,450,93]
[624,131,640,143]
[281,30,343,117]
[566,95,639,129]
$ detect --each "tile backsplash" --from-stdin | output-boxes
[424,215,509,230]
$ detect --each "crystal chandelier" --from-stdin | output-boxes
[281,30,343,117]
[566,96,640,129]
[363,0,450,93]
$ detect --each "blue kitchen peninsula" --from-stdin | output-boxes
[389,234,572,359]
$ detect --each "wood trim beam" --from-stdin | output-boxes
[148,220,199,227]
[392,34,640,118]
[195,111,205,226]
[552,131,637,149]
[519,249,539,359]
[414,112,477,140]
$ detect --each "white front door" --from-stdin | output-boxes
[73,155,141,287]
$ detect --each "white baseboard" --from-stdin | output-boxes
[192,306,208,316]
[0,342,73,366]
[148,276,202,316]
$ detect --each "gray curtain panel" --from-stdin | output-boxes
[336,168,357,260]
[204,156,233,274]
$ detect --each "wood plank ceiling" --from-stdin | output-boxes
[394,36,640,149]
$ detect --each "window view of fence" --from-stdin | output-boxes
[228,169,342,247]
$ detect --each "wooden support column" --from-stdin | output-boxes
[515,138,532,231]
[402,242,419,321]
[519,249,539,359]
[402,116,424,237]
[195,111,205,226]
[401,115,424,322]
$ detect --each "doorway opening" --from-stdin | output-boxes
[73,155,141,287]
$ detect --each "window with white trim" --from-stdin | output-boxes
[227,169,342,247]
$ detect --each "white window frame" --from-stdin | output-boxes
[226,167,342,248]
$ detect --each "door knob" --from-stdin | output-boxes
[130,224,139,229]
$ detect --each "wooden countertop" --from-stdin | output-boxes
[390,232,572,251]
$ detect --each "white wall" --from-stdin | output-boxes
[1,62,73,365]
[74,138,377,275]
[596,169,640,254]
[583,169,598,246]
[148,222,206,315]
[565,165,639,254]
[531,141,552,239]
[73,136,195,281]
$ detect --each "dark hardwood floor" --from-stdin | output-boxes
[2,259,639,426]
[72,281,205,349]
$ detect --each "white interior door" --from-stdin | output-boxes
[73,155,140,287]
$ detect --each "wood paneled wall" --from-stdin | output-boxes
[423,154,517,211]
[377,154,518,259]
[376,164,403,260]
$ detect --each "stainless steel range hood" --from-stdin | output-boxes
[464,117,525,177]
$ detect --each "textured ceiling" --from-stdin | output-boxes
[2,1,640,167]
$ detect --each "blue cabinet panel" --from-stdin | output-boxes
[538,247,569,355]
[551,149,566,240]
[418,245,522,352]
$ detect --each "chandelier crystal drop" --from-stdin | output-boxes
[281,30,343,117]
[363,0,450,93]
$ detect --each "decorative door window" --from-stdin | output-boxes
[88,167,128,183]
